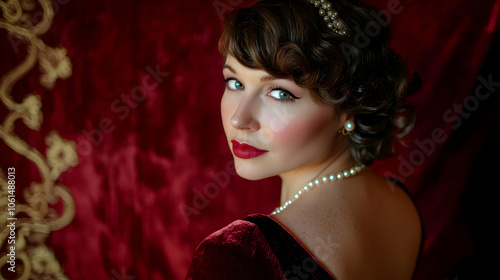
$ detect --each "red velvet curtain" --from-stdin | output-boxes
[1,0,499,279]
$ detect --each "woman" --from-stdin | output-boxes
[186,0,422,279]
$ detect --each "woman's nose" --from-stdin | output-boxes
[230,96,259,131]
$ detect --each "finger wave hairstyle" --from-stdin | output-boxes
[219,0,418,166]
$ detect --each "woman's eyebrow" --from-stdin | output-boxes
[223,65,278,82]
[260,75,277,82]
[223,65,236,73]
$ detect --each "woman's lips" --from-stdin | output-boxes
[231,139,269,159]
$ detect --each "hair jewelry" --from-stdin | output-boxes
[308,0,347,35]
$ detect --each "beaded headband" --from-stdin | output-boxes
[307,0,347,35]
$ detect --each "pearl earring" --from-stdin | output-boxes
[339,120,355,135]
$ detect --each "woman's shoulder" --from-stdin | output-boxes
[185,215,282,280]
[197,216,262,246]
[351,174,423,279]
[273,171,422,279]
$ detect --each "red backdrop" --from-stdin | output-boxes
[1,0,499,279]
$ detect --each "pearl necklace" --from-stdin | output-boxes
[271,164,365,215]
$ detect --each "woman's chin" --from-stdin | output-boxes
[234,161,272,181]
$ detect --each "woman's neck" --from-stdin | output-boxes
[278,146,356,206]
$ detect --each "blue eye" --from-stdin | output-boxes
[223,78,244,90]
[269,88,299,103]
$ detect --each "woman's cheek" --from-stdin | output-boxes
[220,93,234,133]
[270,108,335,150]
[271,118,317,148]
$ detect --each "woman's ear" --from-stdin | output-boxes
[338,112,348,123]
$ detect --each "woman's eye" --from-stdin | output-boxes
[269,88,297,103]
[224,78,244,90]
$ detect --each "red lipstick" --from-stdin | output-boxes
[231,139,269,159]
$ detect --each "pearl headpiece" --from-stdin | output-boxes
[308,0,347,35]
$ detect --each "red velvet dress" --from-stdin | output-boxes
[185,214,336,280]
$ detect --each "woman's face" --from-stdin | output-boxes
[221,55,345,180]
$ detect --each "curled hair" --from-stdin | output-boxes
[219,0,418,165]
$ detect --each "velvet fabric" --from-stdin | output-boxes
[0,0,499,279]
[186,214,335,280]
[185,215,284,280]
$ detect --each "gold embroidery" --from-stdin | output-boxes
[1,0,76,279]
[39,47,72,90]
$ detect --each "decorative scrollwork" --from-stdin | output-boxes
[0,0,76,279]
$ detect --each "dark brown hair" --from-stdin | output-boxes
[219,0,417,165]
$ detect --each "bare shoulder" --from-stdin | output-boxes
[273,170,422,280]
[355,172,422,279]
